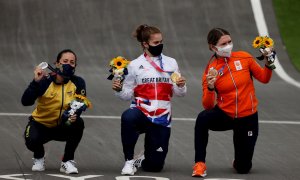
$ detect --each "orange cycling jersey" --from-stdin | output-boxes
[202,51,272,118]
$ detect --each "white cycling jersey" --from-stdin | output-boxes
[115,53,187,127]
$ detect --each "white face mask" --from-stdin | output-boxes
[215,43,233,57]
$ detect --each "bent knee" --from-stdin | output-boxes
[142,159,165,172]
[121,108,141,123]
[25,138,40,151]
[143,163,164,172]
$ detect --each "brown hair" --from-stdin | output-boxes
[207,28,230,50]
[133,24,161,47]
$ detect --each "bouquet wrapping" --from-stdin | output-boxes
[107,56,130,81]
[61,94,92,126]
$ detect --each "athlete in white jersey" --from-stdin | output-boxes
[112,24,186,175]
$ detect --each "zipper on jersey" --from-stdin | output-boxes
[154,77,158,117]
[153,56,161,117]
[224,58,238,118]
[57,84,64,126]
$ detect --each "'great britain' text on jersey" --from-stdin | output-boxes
[142,77,170,83]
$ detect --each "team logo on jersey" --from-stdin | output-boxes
[81,89,86,95]
[139,65,144,69]
[234,60,243,70]
[67,91,73,96]
[156,147,164,152]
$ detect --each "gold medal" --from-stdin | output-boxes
[171,72,181,83]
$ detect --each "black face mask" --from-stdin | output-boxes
[55,64,75,82]
[148,44,163,57]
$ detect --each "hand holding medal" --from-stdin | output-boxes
[207,67,218,90]
[171,72,180,83]
[171,72,186,87]
[34,62,56,82]
[208,67,218,78]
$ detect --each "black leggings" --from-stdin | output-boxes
[194,106,258,174]
[121,107,171,172]
[24,118,84,162]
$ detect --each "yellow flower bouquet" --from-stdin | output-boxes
[252,36,276,69]
[62,93,92,126]
[107,56,130,81]
[252,36,274,49]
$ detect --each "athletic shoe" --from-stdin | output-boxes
[192,162,207,177]
[60,160,78,174]
[134,152,145,168]
[121,159,137,175]
[32,157,45,171]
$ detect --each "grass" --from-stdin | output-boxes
[273,0,300,72]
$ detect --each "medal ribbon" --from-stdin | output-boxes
[144,53,172,74]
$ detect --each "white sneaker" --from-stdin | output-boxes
[134,154,145,168]
[121,159,137,175]
[60,160,78,174]
[32,157,45,171]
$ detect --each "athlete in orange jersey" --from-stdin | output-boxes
[202,50,272,118]
[192,28,274,177]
